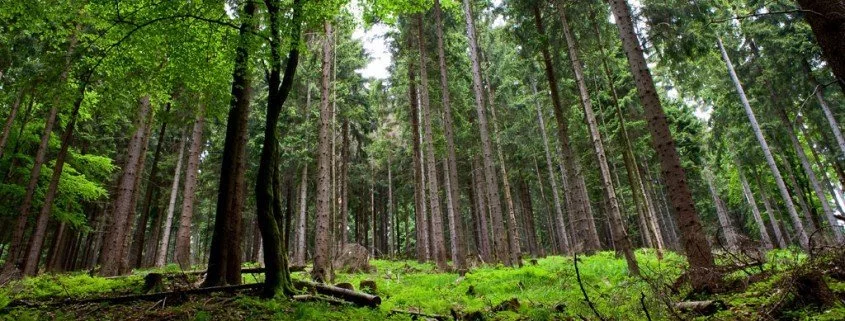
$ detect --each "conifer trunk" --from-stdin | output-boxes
[416,14,448,269]
[406,28,430,263]
[175,110,205,269]
[717,37,809,250]
[99,95,153,276]
[155,135,186,267]
[531,3,599,254]
[313,20,335,283]
[433,0,466,270]
[21,92,85,276]
[559,6,638,274]
[608,0,716,291]
[735,160,774,250]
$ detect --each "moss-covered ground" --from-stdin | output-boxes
[2,249,843,320]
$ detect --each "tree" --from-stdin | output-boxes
[796,0,845,93]
[558,5,638,275]
[204,0,258,287]
[175,108,205,269]
[432,0,466,271]
[313,20,335,283]
[463,0,511,266]
[716,37,810,250]
[156,134,187,268]
[607,0,717,292]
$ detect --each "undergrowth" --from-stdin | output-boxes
[2,248,843,320]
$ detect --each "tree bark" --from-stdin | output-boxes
[130,102,171,268]
[735,160,774,250]
[406,27,430,263]
[519,179,539,258]
[0,89,23,161]
[558,6,638,275]
[415,14,448,270]
[754,170,789,249]
[155,135,186,267]
[433,0,466,270]
[531,4,599,254]
[796,0,845,93]
[589,7,663,256]
[530,83,569,255]
[804,61,845,159]
[99,95,153,276]
[717,37,809,250]
[204,0,257,287]
[484,60,522,267]
[471,158,492,262]
[175,109,205,269]
[293,164,308,266]
[3,31,77,273]
[21,90,85,276]
[608,0,716,291]
[313,20,335,283]
[462,0,509,265]
[705,171,740,251]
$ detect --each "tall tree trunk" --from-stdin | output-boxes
[531,4,599,254]
[717,38,809,249]
[472,158,492,262]
[462,0,509,265]
[407,27,430,263]
[531,90,569,255]
[388,155,395,257]
[484,60,522,267]
[735,160,774,250]
[119,106,155,274]
[339,120,349,245]
[0,89,23,161]
[293,165,308,266]
[254,0,302,296]
[313,20,335,283]
[3,31,78,274]
[533,158,555,255]
[775,106,842,243]
[754,170,789,249]
[175,109,205,269]
[796,0,845,93]
[432,0,466,270]
[21,90,85,276]
[99,95,153,276]
[416,15,448,269]
[519,179,539,258]
[589,7,663,256]
[705,171,740,251]
[155,135,186,267]
[804,61,845,159]
[558,6,638,274]
[608,0,716,291]
[204,0,257,287]
[130,102,172,268]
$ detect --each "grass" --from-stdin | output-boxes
[1,248,843,320]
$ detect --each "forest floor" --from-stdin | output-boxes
[1,249,844,320]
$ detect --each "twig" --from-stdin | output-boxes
[574,253,605,321]
[640,292,652,321]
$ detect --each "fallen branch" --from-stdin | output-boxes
[4,283,263,310]
[293,280,381,307]
[674,300,726,315]
[574,253,605,321]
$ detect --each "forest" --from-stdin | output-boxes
[1,0,844,319]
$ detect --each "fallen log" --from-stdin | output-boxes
[674,300,726,315]
[3,283,263,310]
[294,280,381,307]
